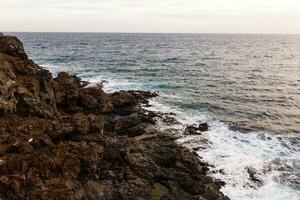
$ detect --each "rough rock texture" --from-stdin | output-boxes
[0,33,229,200]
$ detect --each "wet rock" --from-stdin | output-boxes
[185,125,201,135]
[184,123,209,135]
[214,179,226,189]
[128,90,158,104]
[246,167,263,187]
[199,123,209,132]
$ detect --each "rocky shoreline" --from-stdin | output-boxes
[0,33,229,200]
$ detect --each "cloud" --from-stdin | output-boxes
[1,0,300,33]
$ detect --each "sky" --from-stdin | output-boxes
[1,0,300,34]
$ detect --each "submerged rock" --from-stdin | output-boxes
[246,167,264,188]
[0,33,228,200]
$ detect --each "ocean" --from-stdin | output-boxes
[11,32,300,200]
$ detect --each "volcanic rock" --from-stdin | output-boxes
[0,33,229,200]
[185,123,209,135]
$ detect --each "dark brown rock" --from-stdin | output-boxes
[0,33,228,200]
[185,123,209,135]
[111,91,135,107]
[199,123,209,132]
[0,33,28,59]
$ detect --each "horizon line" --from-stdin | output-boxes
[3,31,300,36]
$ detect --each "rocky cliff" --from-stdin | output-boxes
[0,33,229,200]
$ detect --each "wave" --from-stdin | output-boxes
[41,65,300,200]
[145,98,300,200]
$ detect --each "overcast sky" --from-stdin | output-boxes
[1,0,300,34]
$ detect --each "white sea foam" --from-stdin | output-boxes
[84,75,144,93]
[45,69,300,200]
[198,123,300,200]
[145,98,300,200]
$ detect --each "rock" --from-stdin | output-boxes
[0,59,17,115]
[152,183,169,200]
[84,180,104,199]
[246,167,263,187]
[214,179,226,189]
[114,113,139,131]
[111,91,135,107]
[128,90,158,104]
[184,123,209,135]
[79,86,113,114]
[48,121,74,140]
[199,123,209,132]
[87,114,106,133]
[0,43,58,118]
[203,186,220,200]
[72,113,89,134]
[0,34,228,200]
[53,72,81,112]
[127,124,146,137]
[0,33,28,59]
[184,125,202,135]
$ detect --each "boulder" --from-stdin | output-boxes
[184,123,209,135]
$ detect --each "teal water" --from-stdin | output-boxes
[11,32,300,200]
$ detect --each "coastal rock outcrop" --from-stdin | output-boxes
[0,33,229,200]
[184,123,209,135]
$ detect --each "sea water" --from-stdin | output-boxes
[12,32,300,199]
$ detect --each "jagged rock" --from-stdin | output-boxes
[185,123,209,135]
[0,33,28,59]
[87,114,106,133]
[79,87,113,114]
[0,33,228,200]
[52,72,113,114]
[73,113,89,134]
[0,35,58,118]
[129,90,158,104]
[111,91,135,107]
[114,113,139,131]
